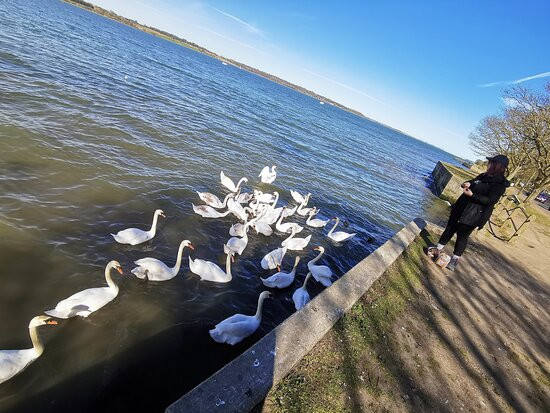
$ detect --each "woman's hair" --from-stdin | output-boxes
[487,161,507,176]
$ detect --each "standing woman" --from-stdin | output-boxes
[428,155,510,271]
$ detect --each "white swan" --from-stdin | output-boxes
[196,192,233,209]
[306,208,329,228]
[327,217,356,242]
[281,228,312,251]
[225,223,251,255]
[292,272,313,310]
[290,190,308,205]
[0,316,58,384]
[45,261,124,318]
[235,192,253,204]
[258,165,277,184]
[131,240,194,281]
[297,194,315,216]
[220,171,247,193]
[307,246,333,287]
[189,246,234,283]
[252,221,274,236]
[281,205,298,218]
[261,247,287,270]
[111,209,165,245]
[192,204,231,219]
[275,208,303,234]
[261,257,300,289]
[254,190,277,204]
[209,291,271,345]
[227,198,248,221]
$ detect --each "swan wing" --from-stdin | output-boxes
[261,272,293,288]
[197,192,222,208]
[290,190,305,204]
[189,258,229,283]
[308,263,333,279]
[330,231,357,242]
[292,288,310,310]
[45,287,116,318]
[0,349,37,384]
[220,171,236,192]
[261,248,286,270]
[112,228,150,245]
[132,259,172,280]
[210,315,258,345]
[254,222,273,236]
[259,166,269,178]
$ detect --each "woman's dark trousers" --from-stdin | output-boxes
[438,220,476,256]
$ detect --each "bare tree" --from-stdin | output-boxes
[469,83,550,202]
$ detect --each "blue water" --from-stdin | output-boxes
[0,0,459,411]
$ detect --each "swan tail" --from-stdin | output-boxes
[209,328,239,345]
[110,233,121,242]
[131,266,148,280]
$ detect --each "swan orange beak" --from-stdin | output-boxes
[47,320,58,325]
[189,244,195,250]
[231,255,235,263]
[277,265,281,272]
[117,266,124,275]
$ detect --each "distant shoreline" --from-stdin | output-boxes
[60,0,437,148]
[60,1,369,116]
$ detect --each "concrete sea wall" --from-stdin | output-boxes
[432,161,477,202]
[167,218,427,413]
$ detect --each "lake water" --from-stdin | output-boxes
[0,0,459,411]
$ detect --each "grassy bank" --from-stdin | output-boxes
[259,234,430,412]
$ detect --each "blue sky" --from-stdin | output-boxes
[90,0,550,159]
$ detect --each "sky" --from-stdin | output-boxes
[89,0,550,160]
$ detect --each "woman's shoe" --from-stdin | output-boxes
[446,257,459,271]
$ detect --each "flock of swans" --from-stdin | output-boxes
[0,166,356,385]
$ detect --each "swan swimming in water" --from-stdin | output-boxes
[111,209,165,245]
[189,246,234,283]
[45,261,124,319]
[290,190,309,205]
[261,256,300,289]
[307,246,333,287]
[275,208,303,234]
[306,208,329,228]
[0,316,58,384]
[196,192,234,209]
[258,165,277,184]
[192,204,232,219]
[281,228,311,251]
[292,272,313,310]
[131,240,194,281]
[261,246,287,270]
[209,291,271,345]
[220,171,247,193]
[327,217,356,242]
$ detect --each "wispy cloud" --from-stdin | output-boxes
[478,71,550,88]
[210,7,264,37]
[196,26,269,56]
[302,68,387,105]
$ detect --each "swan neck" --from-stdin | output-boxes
[255,295,267,319]
[226,252,232,278]
[29,325,44,356]
[105,264,118,293]
[327,218,339,236]
[149,212,160,236]
[312,249,324,264]
[222,193,232,207]
[173,243,186,274]
[271,192,279,208]
[284,230,295,243]
[236,178,246,191]
[303,273,312,287]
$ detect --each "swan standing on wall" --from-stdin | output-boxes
[196,192,233,209]
[281,228,311,251]
[209,291,271,345]
[131,240,194,281]
[220,171,247,193]
[307,246,333,287]
[261,257,300,289]
[189,246,234,283]
[259,166,277,184]
[327,217,356,242]
[292,272,313,310]
[111,209,165,245]
[0,316,58,384]
[192,204,232,219]
[261,247,287,270]
[306,208,329,228]
[45,261,124,319]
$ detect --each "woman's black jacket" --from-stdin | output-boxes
[450,173,510,229]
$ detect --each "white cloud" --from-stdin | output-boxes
[478,71,550,88]
[301,68,387,105]
[210,7,264,37]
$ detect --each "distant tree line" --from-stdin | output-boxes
[469,83,550,202]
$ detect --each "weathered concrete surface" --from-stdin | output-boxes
[166,218,427,413]
[432,161,477,202]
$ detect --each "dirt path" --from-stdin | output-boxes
[259,211,550,412]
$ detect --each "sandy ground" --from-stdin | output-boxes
[260,205,550,412]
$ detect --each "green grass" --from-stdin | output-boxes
[264,234,431,412]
